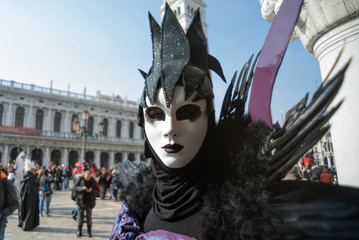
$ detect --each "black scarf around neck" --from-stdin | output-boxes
[146,117,214,221]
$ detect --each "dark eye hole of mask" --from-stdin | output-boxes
[145,107,165,121]
[176,104,201,121]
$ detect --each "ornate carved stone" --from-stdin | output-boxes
[259,0,359,53]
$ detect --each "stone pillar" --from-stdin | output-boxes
[44,109,52,132]
[95,149,101,168]
[123,120,129,138]
[64,111,70,134]
[110,151,115,167]
[43,147,50,168]
[26,106,34,128]
[259,0,359,187]
[123,151,128,161]
[313,17,359,187]
[136,125,143,139]
[62,148,68,166]
[3,145,9,165]
[108,118,115,137]
[93,115,100,136]
[136,152,141,163]
[120,119,125,138]
[5,103,13,126]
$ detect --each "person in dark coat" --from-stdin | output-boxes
[74,169,98,238]
[0,170,19,240]
[110,171,119,202]
[55,166,63,190]
[309,165,322,182]
[98,169,109,199]
[18,166,39,231]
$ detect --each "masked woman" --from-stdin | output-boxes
[18,161,39,231]
[110,4,359,240]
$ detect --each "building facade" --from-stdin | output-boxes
[0,79,145,168]
[312,132,335,168]
[161,0,208,35]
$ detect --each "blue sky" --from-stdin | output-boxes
[0,0,321,124]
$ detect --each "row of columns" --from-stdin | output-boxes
[0,102,143,139]
[0,144,143,168]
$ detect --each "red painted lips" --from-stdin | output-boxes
[162,144,184,153]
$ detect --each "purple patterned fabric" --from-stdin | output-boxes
[110,202,142,240]
[110,202,196,240]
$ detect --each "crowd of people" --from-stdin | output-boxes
[0,160,122,239]
[288,157,338,184]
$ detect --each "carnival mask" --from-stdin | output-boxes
[144,86,208,168]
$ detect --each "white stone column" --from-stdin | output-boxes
[95,149,101,168]
[62,148,68,166]
[135,125,142,139]
[123,119,129,138]
[93,115,100,136]
[64,111,70,134]
[259,0,359,187]
[26,106,34,128]
[108,118,115,137]
[120,119,125,138]
[3,145,9,165]
[43,147,50,167]
[5,103,13,126]
[313,17,359,187]
[123,151,128,161]
[110,151,115,167]
[136,152,141,163]
[44,109,52,132]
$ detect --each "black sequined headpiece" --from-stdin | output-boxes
[138,3,225,126]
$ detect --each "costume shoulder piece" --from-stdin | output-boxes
[114,160,155,225]
[200,49,359,239]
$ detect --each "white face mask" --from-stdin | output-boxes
[144,86,208,168]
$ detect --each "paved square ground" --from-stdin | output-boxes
[4,190,122,239]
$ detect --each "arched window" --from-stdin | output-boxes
[69,150,79,168]
[330,157,334,166]
[51,149,62,166]
[187,5,190,14]
[15,107,25,127]
[115,152,122,164]
[116,120,121,137]
[85,151,94,164]
[191,8,194,16]
[128,153,135,162]
[0,104,3,126]
[88,116,94,136]
[54,112,62,132]
[177,7,181,15]
[103,118,108,136]
[35,109,44,130]
[129,122,134,139]
[323,157,328,166]
[71,114,79,132]
[101,152,109,168]
[31,148,43,166]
